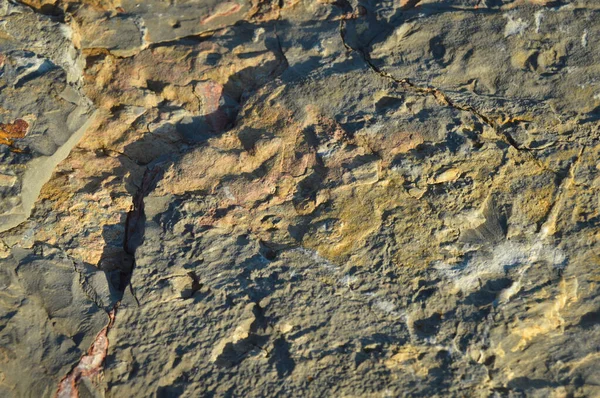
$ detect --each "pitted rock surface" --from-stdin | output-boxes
[1,0,600,397]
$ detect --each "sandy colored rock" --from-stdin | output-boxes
[1,0,600,397]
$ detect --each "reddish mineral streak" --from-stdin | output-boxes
[201,2,242,25]
[55,309,116,398]
[196,81,229,133]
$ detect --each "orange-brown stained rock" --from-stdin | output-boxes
[19,0,123,12]
[17,0,58,10]
[400,0,421,10]
[0,119,28,139]
[0,119,28,151]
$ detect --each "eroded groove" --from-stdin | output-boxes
[54,165,161,397]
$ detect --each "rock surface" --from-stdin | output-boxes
[1,0,600,396]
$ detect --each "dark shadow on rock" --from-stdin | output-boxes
[213,335,270,369]
[580,105,600,124]
[413,312,442,339]
[507,376,560,391]
[95,32,294,300]
[269,337,295,377]
[353,2,513,57]
[214,304,270,369]
[98,167,160,297]
[156,384,185,398]
[578,310,600,329]
[464,277,512,307]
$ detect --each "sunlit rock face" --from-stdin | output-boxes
[1,1,600,397]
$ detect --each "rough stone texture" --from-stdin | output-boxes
[0,3,94,232]
[1,0,600,397]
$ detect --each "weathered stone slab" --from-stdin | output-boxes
[0,0,600,397]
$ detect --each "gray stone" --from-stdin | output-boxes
[1,0,600,397]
